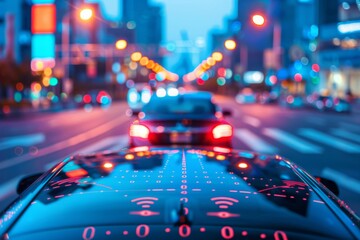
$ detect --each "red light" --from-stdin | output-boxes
[83,94,92,104]
[217,68,226,77]
[312,64,320,72]
[294,73,302,82]
[212,124,232,139]
[269,75,277,84]
[197,78,205,85]
[130,124,150,138]
[286,95,294,104]
[149,72,156,80]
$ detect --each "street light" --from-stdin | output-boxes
[62,7,94,95]
[224,39,236,51]
[251,13,281,69]
[79,8,93,21]
[115,39,127,50]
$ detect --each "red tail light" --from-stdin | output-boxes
[130,124,150,139]
[212,124,233,139]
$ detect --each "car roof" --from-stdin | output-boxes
[2,147,359,239]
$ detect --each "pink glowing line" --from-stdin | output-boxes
[273,194,287,198]
[239,191,251,194]
[131,197,158,202]
[211,197,239,203]
[207,211,240,218]
[313,200,325,204]
[130,210,160,217]
[136,201,154,205]
[215,201,234,206]
[142,205,150,208]
[219,205,229,209]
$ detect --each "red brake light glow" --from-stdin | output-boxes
[130,124,150,139]
[212,124,233,139]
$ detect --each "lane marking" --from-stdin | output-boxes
[263,128,322,154]
[0,115,129,170]
[44,135,129,170]
[243,116,261,127]
[331,129,360,144]
[298,128,360,153]
[0,133,45,151]
[235,129,278,154]
[322,168,360,194]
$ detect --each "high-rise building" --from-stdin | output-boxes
[121,0,163,61]
[0,0,32,62]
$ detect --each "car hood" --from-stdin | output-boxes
[2,147,359,239]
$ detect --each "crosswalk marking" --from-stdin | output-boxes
[331,129,360,144]
[340,122,360,133]
[322,168,360,194]
[263,128,322,154]
[0,115,128,170]
[44,135,128,170]
[243,116,261,127]
[0,133,45,151]
[235,129,278,154]
[298,128,360,153]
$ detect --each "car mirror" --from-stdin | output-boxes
[222,109,232,117]
[315,176,339,196]
[17,173,43,195]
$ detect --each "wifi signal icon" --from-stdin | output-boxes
[211,197,239,209]
[131,197,159,208]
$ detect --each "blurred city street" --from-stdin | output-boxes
[1,0,360,233]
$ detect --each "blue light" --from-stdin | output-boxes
[112,62,121,73]
[14,92,22,102]
[294,61,302,70]
[49,77,58,86]
[32,34,55,59]
[201,72,209,81]
[116,73,126,84]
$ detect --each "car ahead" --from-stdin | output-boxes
[1,146,359,240]
[306,94,352,113]
[128,91,233,147]
[235,88,257,104]
[280,94,304,109]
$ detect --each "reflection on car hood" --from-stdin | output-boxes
[2,147,360,239]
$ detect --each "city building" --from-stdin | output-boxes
[0,0,32,62]
[317,0,360,98]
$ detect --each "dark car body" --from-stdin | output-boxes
[129,92,233,147]
[307,95,352,113]
[1,146,359,239]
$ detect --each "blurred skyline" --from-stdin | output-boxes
[89,0,236,45]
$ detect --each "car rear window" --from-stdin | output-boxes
[143,96,216,115]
